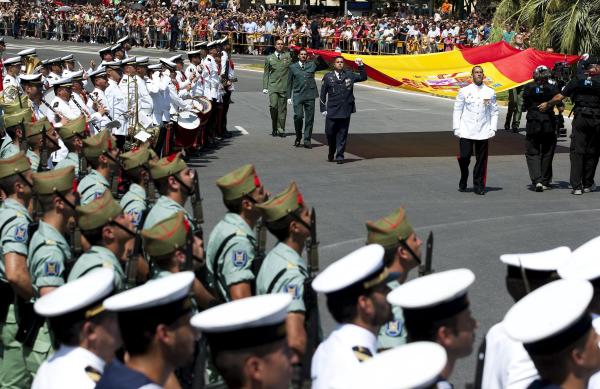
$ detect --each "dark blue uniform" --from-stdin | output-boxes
[527,379,561,389]
[319,65,367,163]
[95,360,159,389]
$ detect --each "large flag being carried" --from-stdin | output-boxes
[308,42,580,97]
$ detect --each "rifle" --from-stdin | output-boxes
[110,167,120,199]
[39,128,49,172]
[251,218,267,278]
[184,222,195,271]
[418,231,434,277]
[190,173,204,237]
[78,152,88,181]
[125,208,149,289]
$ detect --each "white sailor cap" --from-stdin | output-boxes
[350,342,447,389]
[194,41,208,49]
[117,35,130,44]
[111,44,123,52]
[387,269,475,319]
[46,57,62,66]
[147,64,162,71]
[135,56,149,66]
[102,60,122,69]
[120,57,136,66]
[503,279,593,355]
[312,244,392,294]
[18,74,43,84]
[17,48,36,57]
[98,46,113,56]
[3,57,21,66]
[207,40,221,48]
[61,54,75,62]
[69,70,84,81]
[169,54,183,63]
[187,50,201,57]
[500,246,571,272]
[160,58,177,70]
[191,294,291,351]
[558,236,600,281]
[89,67,107,78]
[50,77,74,88]
[34,268,114,319]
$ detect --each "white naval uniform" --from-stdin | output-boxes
[30,100,51,121]
[105,80,128,136]
[481,322,539,389]
[147,70,170,124]
[2,73,20,90]
[220,51,235,92]
[49,96,81,162]
[119,74,155,129]
[202,55,221,102]
[31,345,105,389]
[47,72,61,84]
[73,92,103,135]
[311,324,378,389]
[175,69,190,98]
[62,69,76,77]
[184,64,203,97]
[452,82,499,140]
[167,77,188,115]
[87,88,111,131]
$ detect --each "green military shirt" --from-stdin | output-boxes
[286,61,319,101]
[67,245,126,292]
[143,195,194,231]
[262,51,292,94]
[26,150,40,172]
[77,169,109,205]
[256,242,307,312]
[120,183,147,228]
[0,199,32,282]
[55,152,79,176]
[0,135,19,160]
[377,280,407,350]
[205,213,257,301]
[28,221,71,293]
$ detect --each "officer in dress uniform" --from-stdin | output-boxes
[478,247,569,389]
[146,63,170,131]
[46,58,63,84]
[24,118,60,172]
[102,63,129,148]
[19,74,51,121]
[185,50,203,97]
[0,153,35,389]
[1,108,31,159]
[388,268,478,387]
[2,57,23,100]
[117,35,132,59]
[287,47,318,148]
[191,294,295,389]
[203,41,222,144]
[206,164,268,302]
[262,39,291,137]
[310,244,393,389]
[119,145,151,228]
[48,77,82,126]
[503,279,600,389]
[169,54,191,99]
[67,191,135,292]
[95,272,196,389]
[159,59,188,114]
[25,166,79,376]
[61,54,76,77]
[134,57,156,130]
[453,66,499,195]
[31,268,119,389]
[320,56,367,164]
[77,130,119,205]
[54,116,87,177]
[541,59,600,195]
[220,37,235,137]
[71,70,105,134]
[98,47,114,64]
[112,44,125,61]
[365,207,422,351]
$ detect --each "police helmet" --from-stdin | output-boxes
[533,65,551,80]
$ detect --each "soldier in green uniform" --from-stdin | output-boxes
[286,47,318,148]
[119,145,151,228]
[365,207,422,351]
[0,152,35,389]
[77,130,119,205]
[205,164,269,302]
[255,181,310,361]
[55,116,87,177]
[67,191,135,292]
[262,39,291,137]
[24,166,79,376]
[23,119,60,172]
[1,109,31,159]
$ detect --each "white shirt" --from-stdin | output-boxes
[311,324,378,389]
[147,71,171,124]
[220,51,235,92]
[32,345,105,389]
[47,72,61,83]
[185,63,203,97]
[105,79,129,136]
[202,55,221,102]
[453,82,499,140]
[481,322,539,389]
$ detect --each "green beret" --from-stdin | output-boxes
[32,166,75,195]
[58,116,87,141]
[142,211,189,258]
[120,144,150,171]
[3,108,32,129]
[256,181,304,223]
[366,207,414,248]
[83,129,116,158]
[24,118,52,139]
[0,152,31,179]
[216,164,261,202]
[149,152,187,180]
[77,191,123,231]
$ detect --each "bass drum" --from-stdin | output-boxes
[174,110,200,149]
[190,96,212,125]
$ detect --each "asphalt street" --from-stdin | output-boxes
[4,38,593,387]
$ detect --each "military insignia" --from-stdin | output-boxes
[53,102,59,108]
[385,320,403,337]
[352,346,373,362]
[283,57,290,65]
[93,191,104,200]
[232,250,248,268]
[345,78,352,88]
[14,224,28,242]
[285,283,301,299]
[85,366,102,383]
[44,261,61,276]
[130,210,142,226]
[102,260,114,269]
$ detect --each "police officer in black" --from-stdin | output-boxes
[522,66,561,192]
[319,56,367,164]
[542,57,600,195]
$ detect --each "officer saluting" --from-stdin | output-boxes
[319,56,367,164]
[287,47,318,148]
[263,39,291,137]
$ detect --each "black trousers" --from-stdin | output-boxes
[222,90,232,132]
[325,117,351,161]
[525,132,557,186]
[458,138,489,191]
[570,114,600,189]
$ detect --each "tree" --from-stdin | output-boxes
[493,0,600,54]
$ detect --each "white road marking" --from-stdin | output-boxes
[235,125,249,135]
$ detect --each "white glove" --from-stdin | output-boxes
[287,98,292,105]
[262,89,268,94]
[355,58,363,66]
[322,111,327,117]
[163,68,171,77]
[582,53,590,61]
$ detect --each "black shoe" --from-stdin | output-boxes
[474,189,486,195]
[303,142,312,149]
[279,132,286,138]
[328,152,334,162]
[272,130,277,137]
[294,139,301,147]
[504,124,510,131]
[222,130,233,139]
[512,126,519,133]
[336,159,344,164]
[458,186,467,192]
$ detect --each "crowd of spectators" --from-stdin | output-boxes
[0,0,510,56]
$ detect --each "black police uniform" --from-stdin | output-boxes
[319,65,367,163]
[561,75,600,190]
[522,80,560,187]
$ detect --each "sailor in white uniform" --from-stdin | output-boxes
[2,57,23,99]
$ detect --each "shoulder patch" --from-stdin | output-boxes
[53,102,59,108]
[85,366,102,383]
[352,346,373,362]
[384,319,403,337]
[102,260,114,269]
[44,261,61,276]
[14,224,28,242]
[285,283,301,300]
[129,209,142,226]
[232,250,248,268]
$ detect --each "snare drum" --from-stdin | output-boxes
[174,110,201,149]
[190,96,212,125]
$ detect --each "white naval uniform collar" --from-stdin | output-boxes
[337,323,377,354]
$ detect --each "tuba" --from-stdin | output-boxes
[23,54,42,75]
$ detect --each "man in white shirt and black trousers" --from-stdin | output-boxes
[453,66,499,195]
